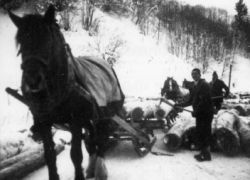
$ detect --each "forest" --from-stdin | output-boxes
[1,0,250,73]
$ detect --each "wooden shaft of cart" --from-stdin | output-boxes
[6,87,27,105]
[111,115,151,144]
[6,87,153,146]
[160,97,193,113]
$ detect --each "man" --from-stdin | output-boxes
[210,71,229,112]
[175,68,214,162]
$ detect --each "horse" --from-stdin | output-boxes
[8,5,124,180]
[182,78,194,93]
[161,77,190,103]
[161,77,179,101]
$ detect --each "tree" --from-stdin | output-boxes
[81,0,95,30]
[235,0,248,31]
[0,0,27,10]
[234,0,250,53]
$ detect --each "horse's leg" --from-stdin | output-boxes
[94,119,116,180]
[85,122,98,178]
[70,122,85,180]
[40,124,60,180]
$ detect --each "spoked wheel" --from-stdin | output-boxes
[132,132,156,157]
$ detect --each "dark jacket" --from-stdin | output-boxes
[181,79,214,117]
[210,79,229,102]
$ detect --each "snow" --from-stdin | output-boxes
[1,5,250,180]
[22,131,250,180]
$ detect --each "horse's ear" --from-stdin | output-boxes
[8,11,22,28]
[44,5,56,24]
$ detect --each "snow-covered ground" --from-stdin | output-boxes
[1,6,250,180]
[22,131,250,180]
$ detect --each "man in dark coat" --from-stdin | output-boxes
[175,68,214,161]
[210,71,229,112]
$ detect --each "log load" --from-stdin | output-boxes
[154,102,173,121]
[0,143,64,180]
[181,118,197,150]
[123,98,165,120]
[236,117,250,157]
[212,110,241,156]
[163,115,195,151]
[123,98,175,131]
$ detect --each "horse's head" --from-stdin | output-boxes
[182,79,194,92]
[9,5,69,113]
[166,77,178,92]
[163,77,179,101]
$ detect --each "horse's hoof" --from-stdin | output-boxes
[86,170,95,179]
[86,173,94,179]
[95,157,108,180]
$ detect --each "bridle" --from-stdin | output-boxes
[21,55,49,70]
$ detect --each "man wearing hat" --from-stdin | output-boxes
[210,71,229,113]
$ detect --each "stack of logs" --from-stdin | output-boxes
[163,108,250,157]
[123,97,174,122]
[124,97,250,157]
[0,140,65,180]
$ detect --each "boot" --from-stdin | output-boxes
[194,147,211,162]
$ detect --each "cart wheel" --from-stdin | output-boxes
[132,134,156,157]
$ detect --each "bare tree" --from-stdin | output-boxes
[81,0,95,30]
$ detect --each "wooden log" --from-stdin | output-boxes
[164,117,195,151]
[0,144,42,171]
[131,107,144,121]
[236,117,250,157]
[0,143,64,180]
[213,110,240,156]
[123,98,160,120]
[181,119,197,150]
[154,102,173,121]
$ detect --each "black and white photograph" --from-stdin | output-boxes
[0,0,250,180]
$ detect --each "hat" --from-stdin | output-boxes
[213,71,218,77]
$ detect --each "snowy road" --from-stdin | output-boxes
[22,131,250,180]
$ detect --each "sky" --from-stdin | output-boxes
[179,0,250,15]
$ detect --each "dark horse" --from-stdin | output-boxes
[182,78,194,93]
[161,77,179,101]
[9,5,124,180]
[161,77,190,103]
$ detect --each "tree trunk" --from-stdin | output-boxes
[82,0,95,30]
